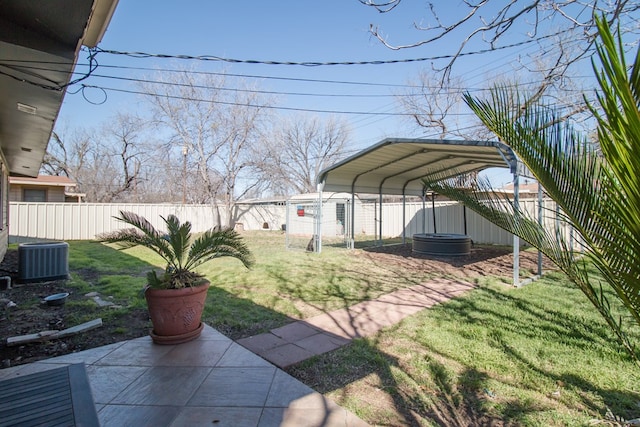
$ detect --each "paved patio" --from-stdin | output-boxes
[238,278,475,367]
[0,277,475,426]
[0,325,368,427]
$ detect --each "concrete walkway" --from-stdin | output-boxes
[0,325,368,427]
[237,278,474,368]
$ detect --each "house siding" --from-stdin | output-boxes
[9,184,66,202]
[0,160,8,259]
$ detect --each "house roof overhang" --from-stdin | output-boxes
[9,175,77,187]
[0,0,118,177]
[318,138,519,197]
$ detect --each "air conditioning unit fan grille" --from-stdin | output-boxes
[18,242,70,283]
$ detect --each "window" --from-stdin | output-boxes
[23,188,46,202]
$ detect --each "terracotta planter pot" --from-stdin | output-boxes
[145,281,210,345]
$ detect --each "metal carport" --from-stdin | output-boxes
[316,137,539,286]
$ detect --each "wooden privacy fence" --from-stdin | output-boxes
[10,199,576,248]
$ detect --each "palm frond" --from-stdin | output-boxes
[161,214,192,270]
[99,211,252,289]
[98,211,175,267]
[185,228,253,271]
[426,177,636,356]
[429,16,640,360]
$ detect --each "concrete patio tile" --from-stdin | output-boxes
[237,333,288,353]
[86,365,147,404]
[265,370,328,408]
[95,339,174,366]
[37,341,127,366]
[98,404,181,427]
[260,343,315,368]
[259,407,369,427]
[188,367,276,407]
[199,324,233,341]
[271,322,321,342]
[156,338,232,367]
[111,366,211,406]
[294,333,349,354]
[217,342,273,367]
[170,407,262,427]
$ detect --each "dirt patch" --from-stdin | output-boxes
[0,249,149,369]
[359,243,552,281]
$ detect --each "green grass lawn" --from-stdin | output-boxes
[65,231,639,426]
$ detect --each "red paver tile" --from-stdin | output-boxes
[271,322,321,342]
[236,333,288,353]
[294,333,350,355]
[261,344,315,368]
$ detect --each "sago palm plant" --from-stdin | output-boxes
[423,16,640,360]
[99,211,253,289]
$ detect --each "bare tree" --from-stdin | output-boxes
[44,114,149,202]
[258,114,350,195]
[98,113,147,202]
[360,0,638,121]
[398,70,492,140]
[42,131,72,177]
[141,68,273,227]
[359,1,638,76]
[399,61,592,140]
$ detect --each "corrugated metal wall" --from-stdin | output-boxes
[10,199,573,248]
[10,203,286,243]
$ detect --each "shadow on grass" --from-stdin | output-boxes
[286,278,640,426]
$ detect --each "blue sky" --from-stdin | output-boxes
[57,1,601,187]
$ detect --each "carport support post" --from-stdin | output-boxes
[378,191,383,246]
[316,182,324,253]
[350,191,356,249]
[432,192,437,234]
[463,205,467,235]
[538,182,543,276]
[402,193,406,244]
[513,173,520,286]
[422,191,426,233]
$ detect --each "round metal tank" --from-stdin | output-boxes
[412,233,471,256]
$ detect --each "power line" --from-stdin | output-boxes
[86,73,411,98]
[77,84,434,116]
[92,33,563,67]
[3,59,421,89]
[4,54,595,100]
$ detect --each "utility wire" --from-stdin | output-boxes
[78,84,439,116]
[86,73,413,98]
[3,61,591,101]
[92,32,565,66]
[0,49,100,91]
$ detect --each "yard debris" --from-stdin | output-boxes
[85,291,118,308]
[1,298,16,308]
[483,388,496,398]
[6,318,103,346]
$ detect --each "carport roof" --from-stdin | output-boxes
[318,138,519,196]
